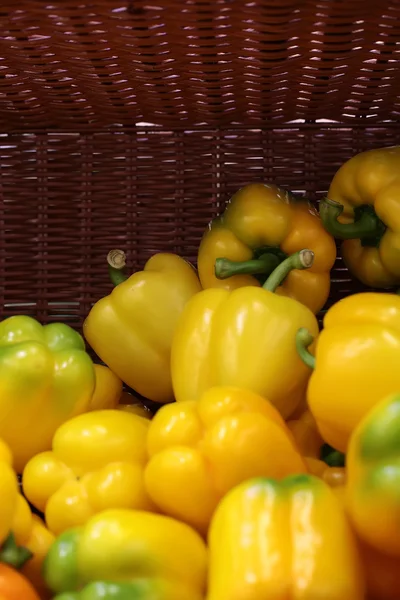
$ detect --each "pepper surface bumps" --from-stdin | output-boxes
[83,251,201,404]
[198,183,336,313]
[172,250,319,418]
[320,146,400,288]
[44,509,207,600]
[347,393,400,558]
[145,386,306,533]
[296,291,400,452]
[0,316,95,473]
[22,410,152,535]
[207,474,365,600]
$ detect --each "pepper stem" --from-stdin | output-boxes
[107,249,129,287]
[0,533,32,569]
[296,328,316,370]
[215,253,281,280]
[262,249,314,292]
[319,198,384,241]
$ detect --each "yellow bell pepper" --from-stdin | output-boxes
[44,509,207,600]
[145,386,307,534]
[83,250,202,404]
[90,364,123,411]
[22,410,152,535]
[347,392,400,558]
[198,183,336,313]
[320,146,400,288]
[296,291,400,452]
[22,515,55,600]
[207,474,365,600]
[172,249,319,418]
[0,316,95,473]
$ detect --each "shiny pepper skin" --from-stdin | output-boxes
[320,146,400,288]
[84,252,202,404]
[297,292,400,452]
[0,316,95,473]
[145,386,307,534]
[44,509,207,600]
[198,183,336,313]
[22,410,153,535]
[207,474,365,600]
[347,393,400,558]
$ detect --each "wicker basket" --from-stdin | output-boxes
[1,1,400,329]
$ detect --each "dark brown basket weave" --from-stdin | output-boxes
[1,1,400,328]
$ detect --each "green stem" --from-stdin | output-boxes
[215,253,281,280]
[319,198,383,241]
[107,250,129,287]
[263,249,314,292]
[0,532,32,569]
[296,328,316,370]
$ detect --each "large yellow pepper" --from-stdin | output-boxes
[22,410,153,535]
[145,386,307,534]
[172,249,319,418]
[296,291,400,452]
[207,474,365,600]
[44,509,207,600]
[0,316,95,473]
[83,251,201,404]
[320,146,400,287]
[198,183,336,313]
[346,392,400,558]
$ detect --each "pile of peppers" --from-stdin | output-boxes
[0,146,399,599]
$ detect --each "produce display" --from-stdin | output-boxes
[0,146,399,599]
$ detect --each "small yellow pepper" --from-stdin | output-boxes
[296,291,400,452]
[207,474,365,600]
[145,386,306,534]
[172,249,319,418]
[84,251,201,403]
[320,146,400,288]
[347,392,400,558]
[90,364,123,411]
[22,410,152,535]
[198,183,336,313]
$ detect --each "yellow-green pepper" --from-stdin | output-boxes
[44,509,207,600]
[347,392,400,558]
[145,386,307,533]
[296,291,400,452]
[172,249,319,418]
[320,146,400,287]
[84,250,201,404]
[0,316,94,473]
[207,474,365,600]
[198,183,336,313]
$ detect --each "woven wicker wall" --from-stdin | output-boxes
[1,1,400,327]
